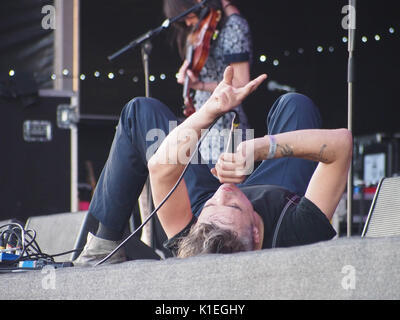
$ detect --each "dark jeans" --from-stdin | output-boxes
[89,93,321,232]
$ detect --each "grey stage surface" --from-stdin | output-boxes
[1,235,399,300]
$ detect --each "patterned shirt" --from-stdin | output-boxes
[193,13,253,164]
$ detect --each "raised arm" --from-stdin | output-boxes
[148,67,266,238]
[213,129,353,220]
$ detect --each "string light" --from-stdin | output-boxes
[47,25,396,83]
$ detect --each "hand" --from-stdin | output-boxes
[210,139,261,184]
[203,66,267,118]
[177,60,203,90]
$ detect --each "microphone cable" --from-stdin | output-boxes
[95,110,239,266]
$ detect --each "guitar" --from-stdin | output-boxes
[182,7,221,117]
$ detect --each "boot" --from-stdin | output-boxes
[73,232,127,267]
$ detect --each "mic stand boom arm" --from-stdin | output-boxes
[107,0,209,62]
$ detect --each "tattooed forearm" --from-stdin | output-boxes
[302,144,329,162]
[318,144,328,162]
[277,143,294,157]
[276,143,329,162]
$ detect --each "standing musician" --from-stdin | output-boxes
[163,0,253,165]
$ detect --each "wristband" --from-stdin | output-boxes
[266,135,277,159]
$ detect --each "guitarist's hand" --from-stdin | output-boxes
[202,66,267,119]
[177,60,203,90]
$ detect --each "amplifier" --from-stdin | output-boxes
[0,89,75,222]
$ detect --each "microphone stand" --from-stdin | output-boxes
[347,0,356,237]
[106,0,209,250]
[107,0,209,62]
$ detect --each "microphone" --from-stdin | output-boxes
[267,80,296,93]
[225,111,240,153]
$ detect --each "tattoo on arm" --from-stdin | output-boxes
[318,144,328,162]
[277,143,294,157]
[277,143,329,162]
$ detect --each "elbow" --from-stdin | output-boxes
[147,155,158,175]
[338,128,353,165]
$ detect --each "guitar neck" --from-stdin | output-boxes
[183,45,194,99]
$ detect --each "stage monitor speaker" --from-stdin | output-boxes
[25,211,88,262]
[362,176,400,238]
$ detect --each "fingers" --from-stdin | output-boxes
[211,152,248,184]
[223,66,234,86]
[237,74,267,100]
[177,60,190,84]
[187,70,200,87]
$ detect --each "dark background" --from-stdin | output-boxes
[78,0,400,195]
[1,0,399,222]
[80,0,400,136]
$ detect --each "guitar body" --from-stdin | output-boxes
[182,8,221,117]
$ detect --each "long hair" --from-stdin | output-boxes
[162,0,224,59]
[176,222,254,258]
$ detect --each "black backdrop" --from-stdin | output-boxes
[80,0,400,137]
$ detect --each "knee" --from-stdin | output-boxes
[122,97,158,117]
[268,93,322,132]
[279,93,316,112]
[122,97,172,125]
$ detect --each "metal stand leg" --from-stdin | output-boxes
[138,40,156,248]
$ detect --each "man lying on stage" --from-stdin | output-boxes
[74,67,352,266]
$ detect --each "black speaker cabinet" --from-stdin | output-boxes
[0,89,73,223]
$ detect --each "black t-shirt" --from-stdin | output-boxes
[164,185,336,255]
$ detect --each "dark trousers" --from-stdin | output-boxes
[89,93,321,232]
